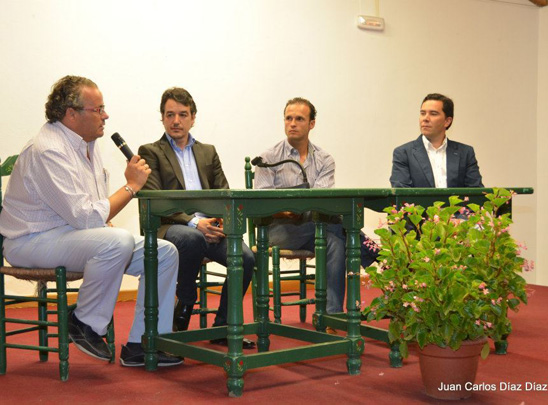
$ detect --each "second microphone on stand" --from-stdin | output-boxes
[251,156,310,189]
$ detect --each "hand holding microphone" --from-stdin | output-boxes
[111,132,150,191]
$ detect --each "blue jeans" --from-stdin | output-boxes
[164,225,255,326]
[267,222,346,313]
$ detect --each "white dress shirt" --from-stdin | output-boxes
[422,134,448,188]
[0,121,110,239]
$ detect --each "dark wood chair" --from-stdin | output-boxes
[193,259,225,328]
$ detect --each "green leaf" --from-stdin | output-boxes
[399,341,409,359]
[408,214,423,227]
[507,298,521,310]
[448,195,463,206]
[417,328,427,348]
[481,341,490,359]
[468,203,480,212]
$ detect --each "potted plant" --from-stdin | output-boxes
[362,188,530,400]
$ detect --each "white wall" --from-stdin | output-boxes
[537,5,548,286]
[1,0,543,293]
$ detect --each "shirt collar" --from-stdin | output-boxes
[422,134,448,152]
[166,132,196,151]
[54,121,93,155]
[283,138,315,159]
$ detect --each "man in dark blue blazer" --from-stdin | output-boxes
[390,93,483,188]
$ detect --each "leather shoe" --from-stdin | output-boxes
[68,310,111,361]
[120,343,184,367]
[173,301,194,332]
[210,337,256,350]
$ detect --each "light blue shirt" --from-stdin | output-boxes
[165,132,202,191]
[165,132,205,224]
[254,139,335,189]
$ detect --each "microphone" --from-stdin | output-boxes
[251,156,310,189]
[111,133,134,161]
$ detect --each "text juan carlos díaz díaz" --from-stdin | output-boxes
[438,382,548,392]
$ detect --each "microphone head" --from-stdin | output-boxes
[111,132,123,146]
[251,156,263,166]
[111,132,134,160]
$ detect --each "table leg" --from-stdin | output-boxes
[345,201,364,375]
[223,232,245,397]
[143,224,159,371]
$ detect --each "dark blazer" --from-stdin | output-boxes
[138,134,229,237]
[390,136,483,188]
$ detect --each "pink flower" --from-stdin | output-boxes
[464,196,470,202]
[482,289,489,295]
[522,260,535,272]
[434,248,441,255]
[475,320,481,326]
[363,236,380,252]
[423,257,430,263]
[478,282,486,290]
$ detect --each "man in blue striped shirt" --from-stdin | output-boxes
[255,98,378,321]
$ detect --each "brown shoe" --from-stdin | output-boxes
[326,326,338,335]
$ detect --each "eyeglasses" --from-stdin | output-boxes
[75,106,107,115]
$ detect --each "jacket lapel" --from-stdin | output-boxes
[446,140,459,187]
[159,136,186,189]
[412,136,435,187]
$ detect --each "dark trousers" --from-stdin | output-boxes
[164,224,255,326]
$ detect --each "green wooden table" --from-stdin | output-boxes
[137,187,533,397]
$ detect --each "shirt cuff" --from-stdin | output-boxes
[188,217,200,228]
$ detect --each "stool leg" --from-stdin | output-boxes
[299,259,307,323]
[256,226,271,352]
[38,280,48,362]
[272,247,282,324]
[251,271,258,322]
[199,264,208,329]
[0,273,7,375]
[55,267,69,382]
[106,317,115,363]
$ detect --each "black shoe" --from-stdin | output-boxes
[119,343,184,367]
[210,337,256,350]
[68,310,111,361]
[173,301,194,332]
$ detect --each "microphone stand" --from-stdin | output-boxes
[251,156,310,188]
